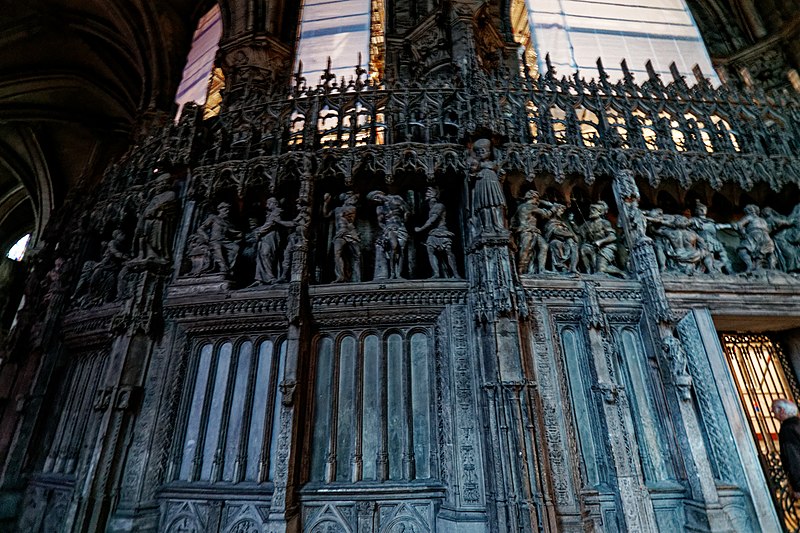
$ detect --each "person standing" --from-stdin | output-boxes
[771,398,800,499]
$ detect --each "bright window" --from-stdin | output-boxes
[522,0,718,83]
[174,6,223,118]
[295,0,384,83]
[6,233,30,261]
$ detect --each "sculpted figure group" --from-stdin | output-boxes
[323,187,461,282]
[643,200,800,275]
[512,193,624,277]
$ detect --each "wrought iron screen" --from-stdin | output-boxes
[721,333,800,532]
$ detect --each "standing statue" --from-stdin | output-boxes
[689,201,733,274]
[543,203,579,273]
[187,202,242,276]
[74,230,129,305]
[762,206,800,273]
[368,191,410,280]
[662,332,692,400]
[579,201,625,276]
[136,172,178,262]
[512,191,552,275]
[732,204,777,272]
[280,206,311,282]
[415,187,461,279]
[469,138,507,233]
[323,191,362,283]
[251,198,295,285]
[643,208,674,271]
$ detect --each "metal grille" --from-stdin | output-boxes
[721,333,800,532]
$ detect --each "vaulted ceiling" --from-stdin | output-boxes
[0,0,212,255]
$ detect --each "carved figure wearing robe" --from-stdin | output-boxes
[662,332,692,400]
[415,187,460,279]
[469,138,506,233]
[733,204,777,272]
[512,190,552,275]
[543,203,579,273]
[188,202,242,276]
[643,208,673,271]
[323,191,361,283]
[252,197,295,285]
[280,206,310,282]
[368,190,410,280]
[659,215,713,275]
[579,201,624,276]
[763,206,800,273]
[136,172,178,262]
[74,230,129,305]
[689,201,733,274]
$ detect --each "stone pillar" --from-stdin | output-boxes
[266,171,314,533]
[612,168,735,532]
[72,262,172,533]
[581,280,658,531]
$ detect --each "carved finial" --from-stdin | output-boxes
[620,59,635,86]
[645,60,660,85]
[321,57,336,88]
[545,53,555,79]
[669,62,687,87]
[596,57,609,84]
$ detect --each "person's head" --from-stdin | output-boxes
[744,204,760,217]
[524,190,540,202]
[217,202,231,215]
[266,197,279,210]
[771,399,798,421]
[694,201,708,217]
[473,138,491,159]
[589,201,608,219]
[553,203,566,216]
[426,187,440,201]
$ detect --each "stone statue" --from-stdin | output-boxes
[323,191,361,283]
[512,190,552,275]
[187,202,242,277]
[280,206,310,282]
[658,215,713,275]
[662,332,692,400]
[74,230,129,305]
[578,201,625,276]
[415,187,460,279]
[689,201,733,274]
[368,190,410,280]
[469,138,506,233]
[732,204,777,272]
[543,203,579,273]
[250,198,296,285]
[763,206,800,273]
[643,208,673,271]
[136,172,178,262]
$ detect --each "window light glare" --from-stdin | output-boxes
[7,234,30,261]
